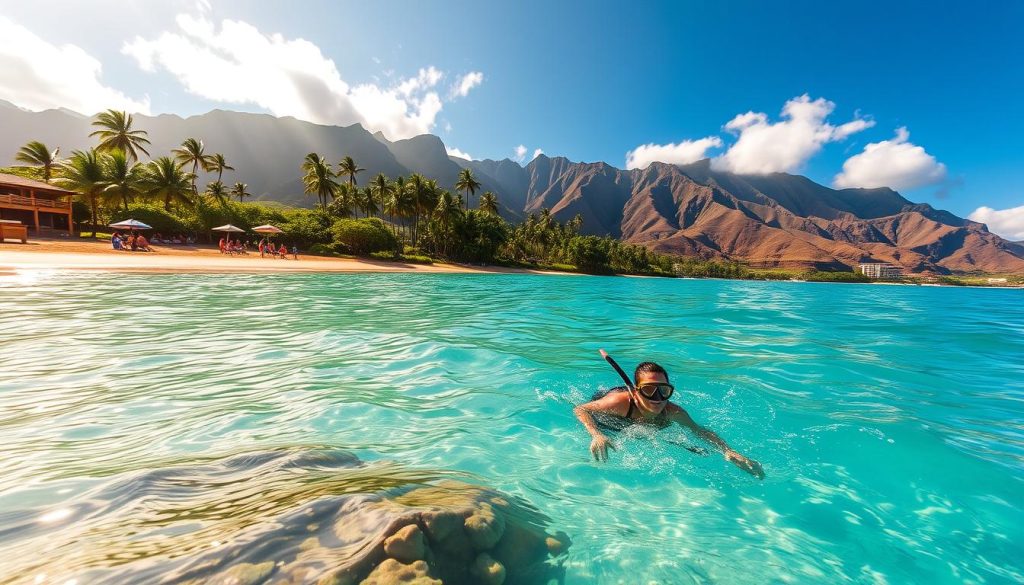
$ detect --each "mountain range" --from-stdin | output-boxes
[2,101,1021,274]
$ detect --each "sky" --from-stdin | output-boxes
[2,0,1023,238]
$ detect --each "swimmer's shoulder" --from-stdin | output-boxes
[587,388,632,416]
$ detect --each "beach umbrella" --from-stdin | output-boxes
[252,224,284,234]
[109,219,152,230]
[212,224,246,244]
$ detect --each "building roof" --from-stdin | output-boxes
[0,172,75,195]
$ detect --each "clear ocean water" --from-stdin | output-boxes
[1,271,1021,584]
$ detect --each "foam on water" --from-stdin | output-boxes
[0,272,1022,584]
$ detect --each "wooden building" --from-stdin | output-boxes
[0,173,75,236]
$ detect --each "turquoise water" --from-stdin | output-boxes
[1,271,1022,584]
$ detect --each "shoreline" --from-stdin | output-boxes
[0,240,567,276]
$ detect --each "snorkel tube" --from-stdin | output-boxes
[599,349,635,391]
[598,349,708,456]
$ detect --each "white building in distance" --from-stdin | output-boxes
[859,263,902,280]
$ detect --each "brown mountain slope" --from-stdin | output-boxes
[506,158,1024,274]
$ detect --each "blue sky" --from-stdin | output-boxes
[1,0,1022,236]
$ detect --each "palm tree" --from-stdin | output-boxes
[301,153,339,210]
[337,155,365,189]
[146,156,193,211]
[15,141,60,182]
[385,176,405,237]
[328,183,355,218]
[101,149,148,212]
[407,173,427,244]
[55,149,105,237]
[205,180,228,206]
[362,186,378,217]
[231,182,251,203]
[433,190,462,256]
[90,109,151,162]
[479,192,499,216]
[370,173,392,220]
[209,153,234,183]
[454,168,482,211]
[173,138,214,196]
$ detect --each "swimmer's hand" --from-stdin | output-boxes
[725,450,765,479]
[590,434,615,462]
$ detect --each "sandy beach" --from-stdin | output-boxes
[0,238,555,276]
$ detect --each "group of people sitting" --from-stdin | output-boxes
[112,231,151,252]
[219,237,299,260]
[150,233,195,245]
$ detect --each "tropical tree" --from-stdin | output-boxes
[55,149,106,237]
[145,156,193,211]
[205,180,228,206]
[301,153,339,210]
[327,183,354,218]
[209,153,234,183]
[337,155,365,188]
[173,138,214,196]
[385,175,405,237]
[370,173,392,221]
[90,109,151,162]
[478,192,499,216]
[407,173,427,244]
[454,167,482,211]
[15,141,60,182]
[360,186,378,217]
[101,149,148,212]
[231,182,252,203]
[432,190,462,256]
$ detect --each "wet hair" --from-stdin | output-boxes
[634,361,669,385]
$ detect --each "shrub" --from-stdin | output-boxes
[400,254,433,264]
[307,243,336,256]
[108,204,186,235]
[332,217,399,255]
[369,250,400,261]
[282,209,332,247]
[567,236,612,274]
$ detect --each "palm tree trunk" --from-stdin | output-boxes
[90,199,98,238]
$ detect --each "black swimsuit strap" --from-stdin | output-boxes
[625,391,637,419]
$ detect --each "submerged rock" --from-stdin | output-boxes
[12,449,568,585]
[360,559,440,585]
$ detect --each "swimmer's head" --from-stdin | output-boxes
[632,362,671,414]
[634,362,669,386]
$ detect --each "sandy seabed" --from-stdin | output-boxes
[0,238,556,276]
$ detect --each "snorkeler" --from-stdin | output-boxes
[573,351,765,479]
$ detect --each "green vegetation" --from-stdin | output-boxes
[11,108,1017,285]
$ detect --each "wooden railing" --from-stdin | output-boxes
[0,193,71,209]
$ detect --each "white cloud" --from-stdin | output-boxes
[711,94,873,174]
[514,144,527,162]
[122,14,459,139]
[445,145,473,160]
[0,16,150,114]
[833,127,947,191]
[532,148,544,160]
[450,71,483,99]
[625,136,723,170]
[967,204,1024,240]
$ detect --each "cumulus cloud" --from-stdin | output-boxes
[445,145,473,160]
[450,71,483,99]
[0,16,150,114]
[514,144,527,162]
[625,136,723,170]
[122,14,461,139]
[532,148,544,160]
[833,127,947,191]
[967,204,1024,240]
[711,95,873,174]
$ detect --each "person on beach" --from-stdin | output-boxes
[278,243,288,258]
[574,361,765,479]
[291,245,299,260]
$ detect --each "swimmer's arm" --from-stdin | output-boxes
[668,406,764,479]
[573,394,628,462]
